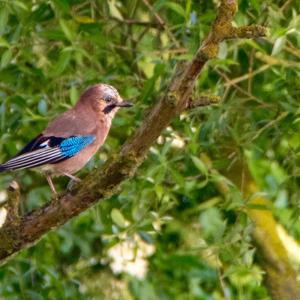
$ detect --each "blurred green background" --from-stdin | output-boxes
[0,0,300,299]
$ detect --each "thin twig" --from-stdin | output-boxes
[110,16,163,29]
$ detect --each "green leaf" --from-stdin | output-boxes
[200,207,225,241]
[155,184,164,199]
[52,0,70,12]
[163,2,186,18]
[108,1,123,20]
[0,37,10,48]
[170,169,185,185]
[74,15,95,24]
[140,63,165,102]
[1,49,12,69]
[272,36,286,56]
[196,197,221,211]
[250,0,260,13]
[0,8,9,35]
[59,19,76,41]
[191,156,208,175]
[70,86,78,105]
[12,1,29,11]
[50,50,71,76]
[111,208,127,228]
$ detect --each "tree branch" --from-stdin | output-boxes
[0,0,266,264]
[0,181,21,262]
[187,95,221,109]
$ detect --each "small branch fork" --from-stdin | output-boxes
[187,95,221,109]
[0,0,266,264]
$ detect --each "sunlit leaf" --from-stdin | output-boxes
[108,1,123,20]
[111,208,127,228]
[74,16,95,24]
[59,19,76,41]
[191,156,208,175]
[272,36,286,56]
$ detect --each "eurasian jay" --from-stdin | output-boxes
[0,84,132,194]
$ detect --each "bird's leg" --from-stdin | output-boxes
[61,172,81,182]
[45,173,58,196]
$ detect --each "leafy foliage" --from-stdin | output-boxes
[0,0,300,299]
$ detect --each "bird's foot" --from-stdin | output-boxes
[67,179,80,191]
[62,172,81,182]
[62,172,81,192]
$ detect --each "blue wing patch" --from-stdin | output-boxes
[60,135,96,157]
[0,134,96,172]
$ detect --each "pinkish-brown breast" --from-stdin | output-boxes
[42,102,112,175]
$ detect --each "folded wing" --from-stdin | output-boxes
[0,135,96,172]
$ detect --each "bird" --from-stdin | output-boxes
[0,84,133,195]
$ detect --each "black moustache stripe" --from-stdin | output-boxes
[103,104,116,114]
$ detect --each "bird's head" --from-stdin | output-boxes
[78,84,133,118]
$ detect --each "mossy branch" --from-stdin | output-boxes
[0,0,266,265]
[187,95,221,109]
[0,181,21,262]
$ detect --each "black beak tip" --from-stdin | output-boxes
[119,101,133,108]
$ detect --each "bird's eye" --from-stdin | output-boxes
[103,96,114,103]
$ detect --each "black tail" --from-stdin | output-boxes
[0,165,6,172]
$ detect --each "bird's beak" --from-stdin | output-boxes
[116,101,133,108]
